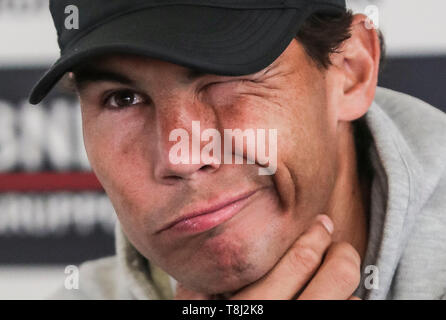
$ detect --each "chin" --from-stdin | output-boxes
[153,190,294,296]
[170,230,287,296]
[179,262,267,296]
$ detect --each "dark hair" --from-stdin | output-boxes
[296,10,386,72]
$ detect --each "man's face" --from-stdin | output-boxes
[77,40,340,294]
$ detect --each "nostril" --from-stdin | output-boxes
[156,161,220,184]
[199,164,215,172]
[162,165,213,182]
[163,175,183,183]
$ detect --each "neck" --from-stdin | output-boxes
[326,121,371,261]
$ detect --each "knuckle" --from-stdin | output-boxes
[288,243,321,274]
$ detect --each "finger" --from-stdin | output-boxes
[349,296,361,300]
[297,242,361,300]
[231,214,334,300]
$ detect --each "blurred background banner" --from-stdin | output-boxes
[0,0,445,299]
[0,0,117,299]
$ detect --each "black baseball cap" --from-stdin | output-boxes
[29,0,346,105]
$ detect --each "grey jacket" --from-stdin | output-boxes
[50,87,446,300]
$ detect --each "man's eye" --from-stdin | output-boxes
[103,90,147,109]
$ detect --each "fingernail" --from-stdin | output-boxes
[316,214,334,234]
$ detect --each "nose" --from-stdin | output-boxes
[153,92,221,183]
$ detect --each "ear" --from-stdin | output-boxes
[326,14,381,122]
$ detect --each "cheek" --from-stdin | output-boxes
[283,104,337,212]
[268,79,337,214]
[81,106,156,217]
[209,78,336,213]
[84,114,139,178]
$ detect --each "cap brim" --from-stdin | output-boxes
[30,4,318,104]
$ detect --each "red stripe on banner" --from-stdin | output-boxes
[0,172,103,192]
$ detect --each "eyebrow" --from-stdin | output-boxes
[72,66,211,90]
[72,67,136,91]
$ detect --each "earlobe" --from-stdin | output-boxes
[331,14,381,122]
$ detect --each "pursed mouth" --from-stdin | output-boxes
[157,188,265,235]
